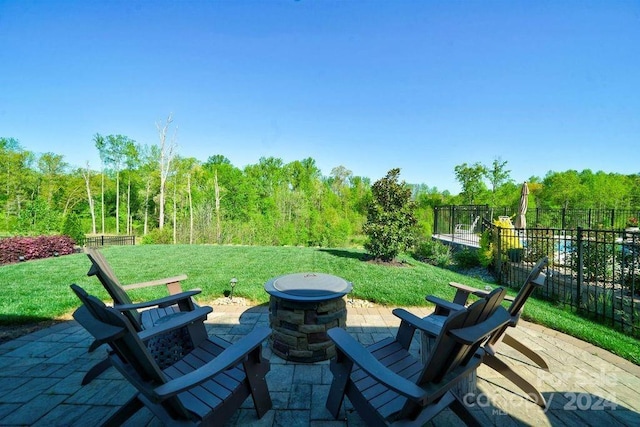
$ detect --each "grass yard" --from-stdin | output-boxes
[1,244,639,364]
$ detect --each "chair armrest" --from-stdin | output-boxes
[137,306,213,341]
[449,307,511,345]
[153,327,272,399]
[425,296,466,313]
[114,289,201,311]
[449,282,515,303]
[392,308,444,338]
[449,281,487,297]
[328,327,426,401]
[122,274,189,293]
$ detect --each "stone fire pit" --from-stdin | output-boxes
[264,272,352,362]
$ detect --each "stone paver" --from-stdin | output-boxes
[0,303,639,426]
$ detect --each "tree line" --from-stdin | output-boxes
[2,128,639,247]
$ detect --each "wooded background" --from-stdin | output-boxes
[2,134,639,247]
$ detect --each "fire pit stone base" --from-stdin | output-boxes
[269,296,347,362]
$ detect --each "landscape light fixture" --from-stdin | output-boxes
[229,278,238,300]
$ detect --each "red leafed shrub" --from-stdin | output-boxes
[0,235,76,265]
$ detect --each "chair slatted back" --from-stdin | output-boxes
[485,256,548,348]
[508,256,548,318]
[419,286,506,385]
[85,248,142,327]
[71,284,191,420]
[397,287,508,420]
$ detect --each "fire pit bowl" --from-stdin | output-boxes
[265,272,352,362]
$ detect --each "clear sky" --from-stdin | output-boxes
[1,0,639,193]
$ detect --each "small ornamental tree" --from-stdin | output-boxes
[62,213,85,245]
[363,168,417,262]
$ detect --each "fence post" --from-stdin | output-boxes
[496,227,503,284]
[450,205,454,235]
[611,208,615,228]
[576,227,584,307]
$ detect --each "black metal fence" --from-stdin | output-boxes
[434,205,640,232]
[529,208,640,230]
[433,205,640,337]
[85,235,136,247]
[494,226,639,338]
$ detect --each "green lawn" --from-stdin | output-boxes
[1,244,639,364]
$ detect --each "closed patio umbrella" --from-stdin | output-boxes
[515,182,529,229]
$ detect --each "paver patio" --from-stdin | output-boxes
[1,302,639,426]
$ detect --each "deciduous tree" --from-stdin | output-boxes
[156,114,178,229]
[454,162,488,204]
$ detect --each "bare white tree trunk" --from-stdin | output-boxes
[127,178,131,234]
[214,170,221,244]
[188,174,194,244]
[172,186,177,244]
[115,170,120,234]
[101,167,105,234]
[143,179,150,235]
[156,114,177,229]
[82,162,97,234]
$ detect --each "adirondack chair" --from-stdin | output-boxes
[325,287,509,426]
[424,256,549,407]
[454,215,480,234]
[71,284,273,426]
[81,247,204,384]
[85,247,200,323]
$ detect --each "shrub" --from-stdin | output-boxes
[523,229,556,263]
[140,227,173,244]
[617,242,640,295]
[413,238,451,267]
[570,232,614,282]
[62,213,86,245]
[363,168,417,262]
[478,230,494,267]
[0,235,75,265]
[453,248,481,269]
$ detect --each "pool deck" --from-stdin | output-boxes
[1,303,639,426]
[433,232,481,248]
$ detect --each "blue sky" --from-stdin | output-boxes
[1,0,639,193]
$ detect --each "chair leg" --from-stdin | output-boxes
[483,354,546,408]
[326,358,351,419]
[502,333,549,371]
[450,394,482,427]
[408,391,480,427]
[243,357,272,419]
[81,358,112,385]
[102,395,144,427]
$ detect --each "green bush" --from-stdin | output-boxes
[478,230,494,267]
[523,229,556,263]
[570,232,615,281]
[413,238,451,267]
[62,213,85,245]
[140,227,173,244]
[363,169,417,262]
[453,248,481,269]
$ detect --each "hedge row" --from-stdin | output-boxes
[0,235,76,265]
